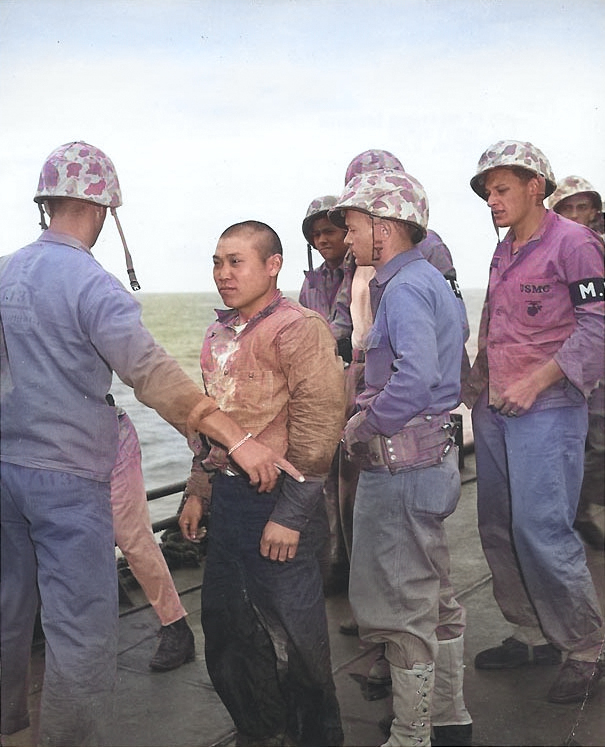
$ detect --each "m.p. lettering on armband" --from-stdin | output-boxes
[568,277,605,306]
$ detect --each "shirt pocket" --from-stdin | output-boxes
[206,369,275,422]
[507,275,560,329]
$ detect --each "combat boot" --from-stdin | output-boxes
[149,616,195,672]
[431,636,472,746]
[382,662,434,747]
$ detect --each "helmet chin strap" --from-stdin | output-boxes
[491,211,500,241]
[38,203,48,230]
[307,243,314,271]
[371,216,384,262]
[111,207,141,291]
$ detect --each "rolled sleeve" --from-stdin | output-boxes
[554,302,605,397]
[269,475,325,532]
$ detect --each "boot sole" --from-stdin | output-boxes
[149,648,195,672]
[475,655,561,670]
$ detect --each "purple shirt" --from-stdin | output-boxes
[354,249,463,441]
[299,260,353,341]
[484,210,604,406]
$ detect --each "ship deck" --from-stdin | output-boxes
[15,454,605,747]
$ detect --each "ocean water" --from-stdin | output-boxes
[112,288,486,522]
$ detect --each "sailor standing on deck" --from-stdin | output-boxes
[332,170,472,747]
[464,141,605,704]
[0,142,300,747]
[179,220,345,747]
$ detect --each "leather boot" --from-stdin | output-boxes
[368,647,392,686]
[149,616,195,671]
[381,662,434,747]
[431,636,472,745]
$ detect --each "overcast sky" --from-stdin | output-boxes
[1,0,603,293]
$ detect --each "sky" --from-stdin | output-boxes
[0,0,603,293]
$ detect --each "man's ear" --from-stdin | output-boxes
[529,175,546,205]
[375,219,391,237]
[267,253,283,277]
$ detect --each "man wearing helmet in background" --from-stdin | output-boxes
[333,170,472,747]
[299,196,352,595]
[548,176,605,552]
[0,142,301,746]
[549,176,604,235]
[300,195,353,362]
[464,141,605,706]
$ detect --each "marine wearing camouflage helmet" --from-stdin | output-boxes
[35,141,123,209]
[301,195,341,272]
[471,140,557,201]
[344,149,404,186]
[548,176,602,212]
[34,141,140,290]
[548,176,603,234]
[467,138,605,706]
[329,168,428,244]
[302,195,340,244]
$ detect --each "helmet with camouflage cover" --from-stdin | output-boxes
[35,141,122,208]
[548,175,602,213]
[344,149,404,186]
[470,140,556,200]
[34,141,140,290]
[302,195,340,244]
[329,169,428,244]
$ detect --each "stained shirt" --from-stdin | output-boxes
[0,231,215,482]
[479,210,604,408]
[299,260,353,342]
[353,249,463,441]
[199,291,345,478]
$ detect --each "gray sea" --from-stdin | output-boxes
[111,288,486,523]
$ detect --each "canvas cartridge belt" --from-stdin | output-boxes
[359,412,456,473]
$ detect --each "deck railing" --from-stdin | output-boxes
[147,481,186,533]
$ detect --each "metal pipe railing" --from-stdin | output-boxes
[146,480,186,534]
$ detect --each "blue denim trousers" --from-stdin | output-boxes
[1,463,117,745]
[201,473,343,747]
[349,449,466,667]
[472,390,604,652]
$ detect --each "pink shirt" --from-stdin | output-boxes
[484,210,604,406]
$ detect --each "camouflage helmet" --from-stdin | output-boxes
[470,140,556,200]
[302,195,340,244]
[329,169,428,244]
[34,141,122,208]
[34,141,140,291]
[548,175,602,213]
[344,149,404,186]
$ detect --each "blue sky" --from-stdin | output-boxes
[1,0,603,292]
